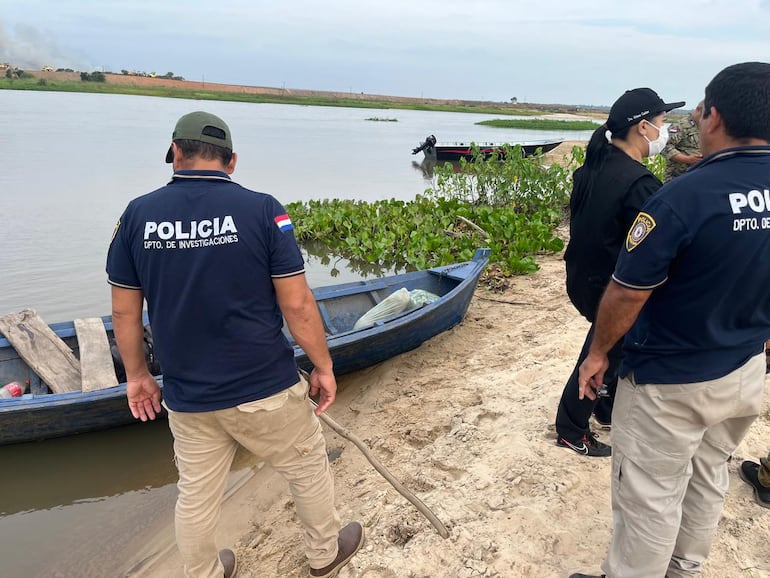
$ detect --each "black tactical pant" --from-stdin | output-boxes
[555,323,624,442]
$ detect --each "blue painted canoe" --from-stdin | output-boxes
[0,248,490,445]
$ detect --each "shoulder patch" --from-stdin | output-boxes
[626,212,656,252]
[274,213,293,232]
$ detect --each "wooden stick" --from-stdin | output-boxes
[476,295,533,306]
[302,372,449,538]
[457,216,490,240]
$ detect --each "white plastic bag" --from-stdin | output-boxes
[408,289,440,307]
[353,287,412,330]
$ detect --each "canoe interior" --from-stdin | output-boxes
[306,267,464,338]
[0,317,118,396]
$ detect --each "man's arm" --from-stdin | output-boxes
[663,124,702,166]
[111,286,161,421]
[578,281,652,399]
[274,274,336,415]
[669,151,703,166]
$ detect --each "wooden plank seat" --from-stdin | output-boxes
[74,317,118,392]
[0,309,81,393]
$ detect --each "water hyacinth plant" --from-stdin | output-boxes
[288,144,585,277]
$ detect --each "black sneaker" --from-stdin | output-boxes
[557,432,611,457]
[738,460,770,509]
[569,574,605,578]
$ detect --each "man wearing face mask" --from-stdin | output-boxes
[555,88,684,457]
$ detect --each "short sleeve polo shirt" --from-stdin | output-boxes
[612,146,770,384]
[106,170,306,411]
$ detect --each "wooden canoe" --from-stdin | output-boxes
[0,248,490,445]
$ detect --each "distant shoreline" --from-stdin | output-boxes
[3,70,614,118]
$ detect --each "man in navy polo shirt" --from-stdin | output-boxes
[571,62,770,578]
[107,111,363,578]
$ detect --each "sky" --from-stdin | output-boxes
[3,0,770,109]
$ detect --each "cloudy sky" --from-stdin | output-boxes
[3,0,770,108]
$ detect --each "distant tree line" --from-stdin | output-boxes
[119,70,185,81]
[1,64,183,84]
[80,71,106,82]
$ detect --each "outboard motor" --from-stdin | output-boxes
[411,134,437,155]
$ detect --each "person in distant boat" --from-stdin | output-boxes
[662,100,704,182]
[555,87,684,457]
[572,61,770,578]
[106,111,363,578]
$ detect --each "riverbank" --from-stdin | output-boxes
[134,249,770,578]
[1,70,608,118]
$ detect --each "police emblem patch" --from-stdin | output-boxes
[626,212,656,252]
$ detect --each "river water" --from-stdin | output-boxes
[0,89,592,577]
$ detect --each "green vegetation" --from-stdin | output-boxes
[5,68,28,79]
[288,144,585,279]
[288,144,668,281]
[477,118,599,130]
[643,154,665,181]
[80,71,106,82]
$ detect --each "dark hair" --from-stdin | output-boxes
[173,139,233,164]
[583,122,633,170]
[703,62,770,142]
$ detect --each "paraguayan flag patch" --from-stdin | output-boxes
[626,212,656,252]
[274,213,293,232]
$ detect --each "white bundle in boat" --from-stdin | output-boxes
[353,287,412,330]
[408,289,440,307]
[352,288,441,330]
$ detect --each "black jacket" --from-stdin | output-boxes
[564,146,661,322]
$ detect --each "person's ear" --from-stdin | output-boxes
[225,152,237,174]
[171,143,183,167]
[701,106,721,136]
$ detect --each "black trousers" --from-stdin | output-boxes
[555,323,624,442]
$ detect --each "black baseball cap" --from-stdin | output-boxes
[607,88,685,132]
[165,111,233,163]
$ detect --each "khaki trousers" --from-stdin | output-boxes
[167,377,341,578]
[601,352,766,578]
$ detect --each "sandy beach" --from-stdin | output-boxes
[138,209,770,577]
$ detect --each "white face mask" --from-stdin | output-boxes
[643,121,670,157]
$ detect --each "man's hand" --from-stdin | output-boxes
[674,152,703,166]
[578,352,609,400]
[308,368,337,415]
[126,375,162,421]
